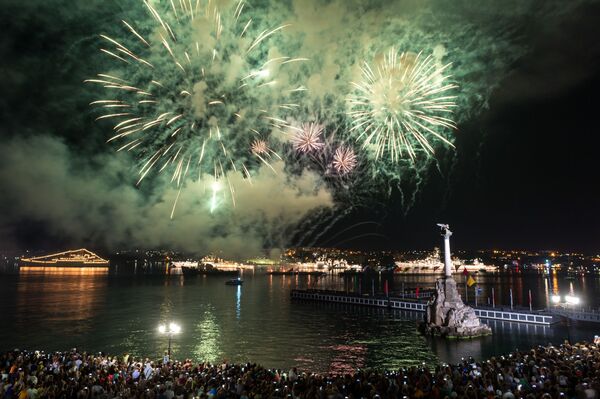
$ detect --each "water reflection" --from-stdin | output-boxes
[2,269,600,372]
[16,268,107,326]
[19,266,108,275]
[194,307,222,363]
[552,272,560,294]
[328,343,366,374]
[236,285,241,319]
[543,278,549,307]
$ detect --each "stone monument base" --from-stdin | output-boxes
[420,277,492,339]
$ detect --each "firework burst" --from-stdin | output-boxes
[291,122,325,153]
[250,139,269,155]
[347,48,457,162]
[331,146,357,175]
[86,0,305,208]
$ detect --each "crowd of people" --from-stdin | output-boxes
[1,340,600,399]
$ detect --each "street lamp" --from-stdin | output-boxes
[565,295,580,306]
[551,295,561,304]
[158,322,181,359]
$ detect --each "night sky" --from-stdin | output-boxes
[1,0,599,256]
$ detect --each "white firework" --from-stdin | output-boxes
[86,0,306,209]
[291,122,325,153]
[347,48,457,162]
[332,146,357,175]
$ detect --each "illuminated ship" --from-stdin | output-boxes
[394,248,496,275]
[19,249,109,268]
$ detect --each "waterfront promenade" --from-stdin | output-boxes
[2,340,600,398]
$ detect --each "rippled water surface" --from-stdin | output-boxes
[0,268,598,372]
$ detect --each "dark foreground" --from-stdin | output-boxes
[1,340,600,399]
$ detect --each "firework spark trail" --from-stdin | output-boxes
[307,208,353,247]
[293,207,334,247]
[87,0,304,213]
[347,48,457,163]
[291,122,325,153]
[332,233,388,248]
[301,207,354,247]
[319,221,380,247]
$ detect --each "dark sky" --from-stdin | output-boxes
[382,68,600,252]
[323,0,600,252]
[1,0,599,255]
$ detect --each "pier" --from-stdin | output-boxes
[291,289,558,325]
[549,306,600,323]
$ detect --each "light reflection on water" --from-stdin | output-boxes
[0,268,599,372]
[236,285,241,319]
[193,306,222,363]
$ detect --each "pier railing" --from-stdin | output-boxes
[291,289,557,325]
[548,307,600,323]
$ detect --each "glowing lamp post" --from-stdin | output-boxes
[565,295,580,306]
[158,322,181,359]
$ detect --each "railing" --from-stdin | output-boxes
[291,289,557,325]
[549,307,600,323]
[472,308,554,325]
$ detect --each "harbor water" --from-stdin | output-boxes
[0,265,598,373]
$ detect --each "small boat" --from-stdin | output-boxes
[225,277,243,285]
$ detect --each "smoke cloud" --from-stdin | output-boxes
[0,135,332,257]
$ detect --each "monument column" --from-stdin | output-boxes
[421,224,492,338]
[442,225,452,277]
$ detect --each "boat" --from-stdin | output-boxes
[225,277,243,285]
[19,249,109,269]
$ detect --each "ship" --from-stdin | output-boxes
[19,249,109,268]
[178,257,244,277]
[394,248,496,275]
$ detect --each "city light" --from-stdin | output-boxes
[565,295,580,305]
[551,295,561,304]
